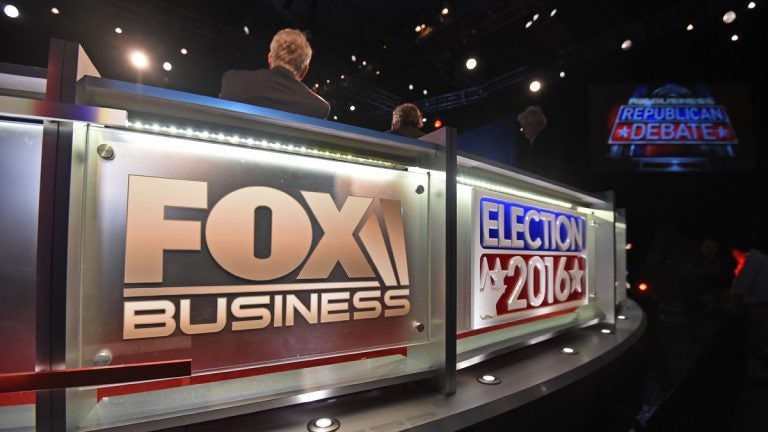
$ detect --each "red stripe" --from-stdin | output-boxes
[458,307,578,339]
[97,346,407,401]
[0,391,35,407]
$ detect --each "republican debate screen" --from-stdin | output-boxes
[589,83,755,173]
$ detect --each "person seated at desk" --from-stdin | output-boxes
[219,28,330,119]
[386,103,425,138]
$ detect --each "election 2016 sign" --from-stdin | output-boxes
[471,190,588,329]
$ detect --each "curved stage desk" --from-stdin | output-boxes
[0,42,643,432]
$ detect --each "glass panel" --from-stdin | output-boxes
[0,120,42,428]
[65,125,437,428]
[454,160,602,362]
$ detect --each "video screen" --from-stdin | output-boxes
[589,83,755,173]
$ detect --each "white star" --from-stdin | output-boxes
[568,259,584,294]
[618,125,630,138]
[489,257,507,290]
[717,126,728,138]
[479,257,507,319]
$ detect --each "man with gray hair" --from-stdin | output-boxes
[220,28,330,119]
[516,105,564,181]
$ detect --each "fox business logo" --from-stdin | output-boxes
[122,176,411,340]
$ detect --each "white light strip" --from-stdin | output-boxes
[457,176,573,208]
[124,281,381,298]
[125,120,399,169]
[406,166,446,180]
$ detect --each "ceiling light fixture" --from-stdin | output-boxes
[723,11,737,24]
[3,4,19,18]
[559,71,566,78]
[529,80,542,92]
[686,23,694,31]
[115,27,123,34]
[415,25,422,32]
[180,48,188,55]
[465,57,477,70]
[533,13,539,21]
[129,51,149,70]
[525,20,532,28]
[243,26,249,35]
[51,7,60,14]
[731,34,739,41]
[423,89,428,95]
[349,105,356,111]
[163,62,172,71]
[621,39,633,50]
[748,2,756,9]
[408,83,414,90]
[550,8,557,17]
[441,7,449,15]
[350,54,356,62]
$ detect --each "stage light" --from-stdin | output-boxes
[529,80,541,92]
[3,4,19,18]
[748,2,756,9]
[243,26,249,35]
[723,11,736,24]
[351,54,357,62]
[465,57,477,70]
[415,24,422,32]
[115,27,123,34]
[422,117,427,123]
[559,71,566,78]
[525,20,532,29]
[332,115,338,120]
[423,89,428,95]
[533,13,539,21]
[686,23,694,31]
[621,39,633,50]
[550,8,557,17]
[349,105,355,111]
[625,242,633,250]
[180,48,188,55]
[375,70,381,75]
[130,51,149,69]
[638,282,649,292]
[731,34,739,41]
[162,62,172,71]
[361,60,367,66]
[477,374,501,385]
[434,119,443,128]
[51,7,60,14]
[408,83,414,90]
[340,74,345,79]
[442,7,449,15]
[307,417,340,432]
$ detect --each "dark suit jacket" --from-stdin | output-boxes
[386,125,425,139]
[516,126,564,181]
[219,67,330,119]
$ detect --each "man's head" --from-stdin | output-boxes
[268,29,312,80]
[391,103,423,130]
[517,105,547,140]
